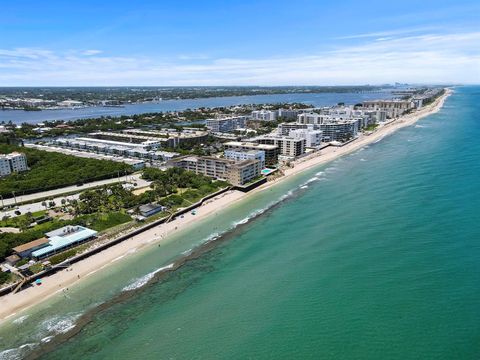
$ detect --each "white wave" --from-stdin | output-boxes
[39,313,81,335]
[122,263,174,292]
[315,171,325,176]
[415,124,426,128]
[181,248,193,255]
[201,232,220,243]
[360,158,367,162]
[41,336,54,343]
[0,343,37,360]
[300,185,308,189]
[11,315,29,325]
[302,176,319,185]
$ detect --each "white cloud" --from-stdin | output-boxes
[81,49,103,56]
[0,31,479,85]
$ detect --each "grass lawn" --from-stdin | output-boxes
[78,212,133,232]
[0,210,47,228]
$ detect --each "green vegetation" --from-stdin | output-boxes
[0,167,227,262]
[76,168,228,216]
[49,245,88,265]
[15,258,29,267]
[0,144,133,198]
[0,211,131,261]
[364,124,379,131]
[0,271,11,286]
[0,211,46,228]
[28,263,44,274]
[0,218,76,260]
[77,212,132,232]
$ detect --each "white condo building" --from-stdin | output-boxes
[289,129,323,148]
[0,152,28,177]
[256,136,306,158]
[251,110,278,121]
[224,149,266,169]
[205,116,248,133]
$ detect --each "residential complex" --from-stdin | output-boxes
[224,149,266,169]
[251,110,277,121]
[90,129,208,148]
[205,116,248,133]
[169,155,262,186]
[362,99,414,118]
[256,136,306,158]
[224,141,279,166]
[289,128,323,147]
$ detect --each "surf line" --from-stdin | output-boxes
[24,186,302,359]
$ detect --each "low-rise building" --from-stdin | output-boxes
[13,238,50,258]
[31,226,98,260]
[49,137,179,163]
[121,129,208,148]
[138,203,166,217]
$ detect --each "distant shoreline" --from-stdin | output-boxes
[0,88,452,323]
[0,90,394,125]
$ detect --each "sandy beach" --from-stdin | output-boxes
[0,89,452,323]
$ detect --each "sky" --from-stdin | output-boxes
[1,0,479,86]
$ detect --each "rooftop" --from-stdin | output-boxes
[32,226,98,258]
[12,237,49,253]
[224,141,277,150]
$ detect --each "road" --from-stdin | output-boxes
[0,174,151,218]
[1,174,148,208]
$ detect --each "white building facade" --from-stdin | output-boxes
[224,149,266,169]
[0,152,28,177]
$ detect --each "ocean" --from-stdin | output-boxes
[1,86,479,359]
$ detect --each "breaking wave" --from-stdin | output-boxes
[122,263,174,292]
[11,315,29,325]
[39,314,81,335]
[0,343,37,360]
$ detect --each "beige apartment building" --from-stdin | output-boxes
[170,155,261,186]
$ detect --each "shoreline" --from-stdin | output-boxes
[0,88,452,323]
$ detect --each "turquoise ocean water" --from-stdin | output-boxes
[1,86,479,359]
